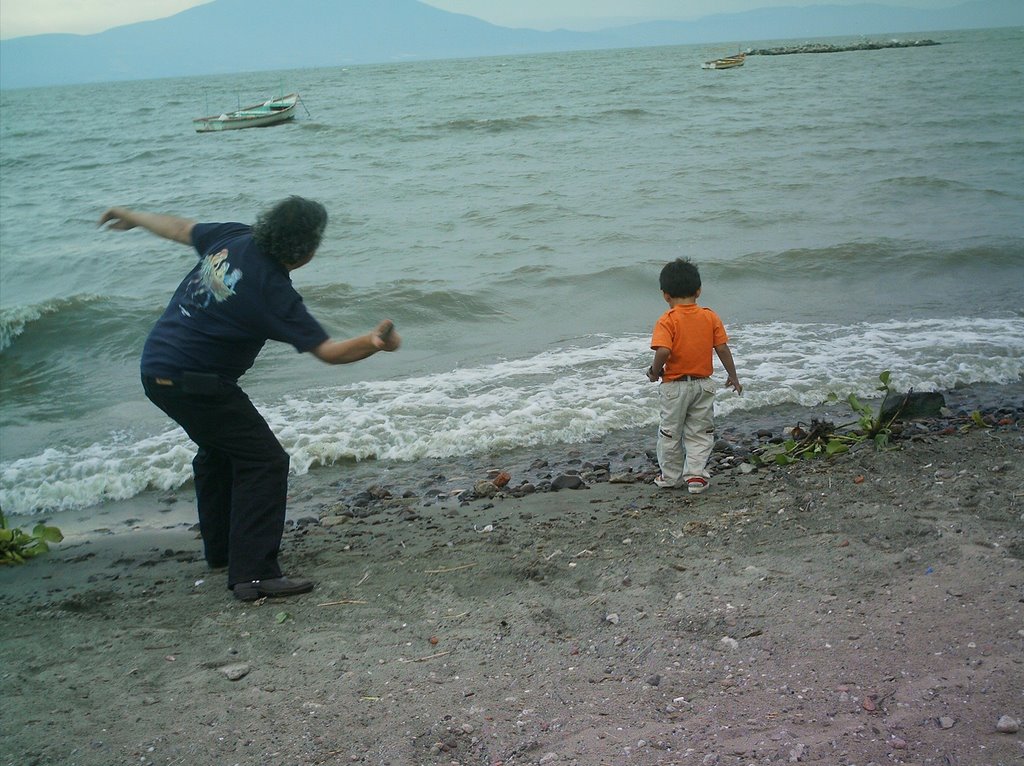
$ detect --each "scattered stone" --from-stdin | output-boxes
[995,715,1020,733]
[609,472,638,484]
[320,515,349,527]
[218,663,251,681]
[473,480,498,498]
[720,636,739,650]
[938,716,956,729]
[551,474,585,491]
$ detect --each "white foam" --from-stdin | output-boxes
[2,316,1021,515]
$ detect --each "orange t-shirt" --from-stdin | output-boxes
[650,304,728,379]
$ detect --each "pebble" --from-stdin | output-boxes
[218,663,251,681]
[320,515,349,527]
[995,715,1020,733]
[551,474,585,491]
[473,480,498,498]
[938,716,956,729]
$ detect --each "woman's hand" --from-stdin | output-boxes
[98,207,137,231]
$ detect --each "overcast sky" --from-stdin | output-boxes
[0,0,964,40]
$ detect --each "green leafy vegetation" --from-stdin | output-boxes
[755,372,996,466]
[970,411,992,429]
[0,507,63,565]
[757,371,897,466]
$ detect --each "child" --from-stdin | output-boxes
[647,258,741,493]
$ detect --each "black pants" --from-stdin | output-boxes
[142,375,289,587]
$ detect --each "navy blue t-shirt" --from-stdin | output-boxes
[141,222,329,382]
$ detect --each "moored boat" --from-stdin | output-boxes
[193,93,300,133]
[701,53,746,70]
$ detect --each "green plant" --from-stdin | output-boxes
[0,506,63,565]
[969,411,992,430]
[757,371,898,466]
[834,369,896,450]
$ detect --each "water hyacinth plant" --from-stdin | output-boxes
[0,507,63,564]
[758,371,896,465]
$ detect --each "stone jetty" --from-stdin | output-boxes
[746,39,939,56]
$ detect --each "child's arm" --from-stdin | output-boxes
[714,343,742,394]
[647,347,670,382]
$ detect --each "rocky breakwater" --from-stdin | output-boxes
[746,39,939,56]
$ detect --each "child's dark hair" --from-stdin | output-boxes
[660,258,701,298]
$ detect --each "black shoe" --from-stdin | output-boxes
[232,576,315,601]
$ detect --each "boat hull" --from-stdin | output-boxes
[701,55,745,70]
[193,94,299,133]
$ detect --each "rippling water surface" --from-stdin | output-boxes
[1,27,1022,515]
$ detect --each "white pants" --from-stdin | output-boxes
[655,378,716,488]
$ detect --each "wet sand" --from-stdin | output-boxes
[2,385,1022,766]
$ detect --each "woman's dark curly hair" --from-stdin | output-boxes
[252,196,328,267]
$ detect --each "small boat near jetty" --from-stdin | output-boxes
[701,53,746,70]
[193,93,300,133]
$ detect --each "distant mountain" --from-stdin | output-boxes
[600,0,1023,47]
[1,0,1020,90]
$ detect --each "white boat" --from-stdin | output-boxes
[701,54,746,70]
[193,93,299,133]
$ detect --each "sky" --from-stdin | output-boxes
[0,0,964,40]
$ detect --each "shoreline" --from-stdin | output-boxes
[16,379,1023,544]
[1,382,1022,765]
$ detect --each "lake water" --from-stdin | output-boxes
[1,26,1022,518]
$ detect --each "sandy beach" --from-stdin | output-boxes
[2,385,1022,766]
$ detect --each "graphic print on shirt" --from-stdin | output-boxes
[181,248,243,313]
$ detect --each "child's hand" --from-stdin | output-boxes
[726,376,743,395]
[646,366,660,382]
